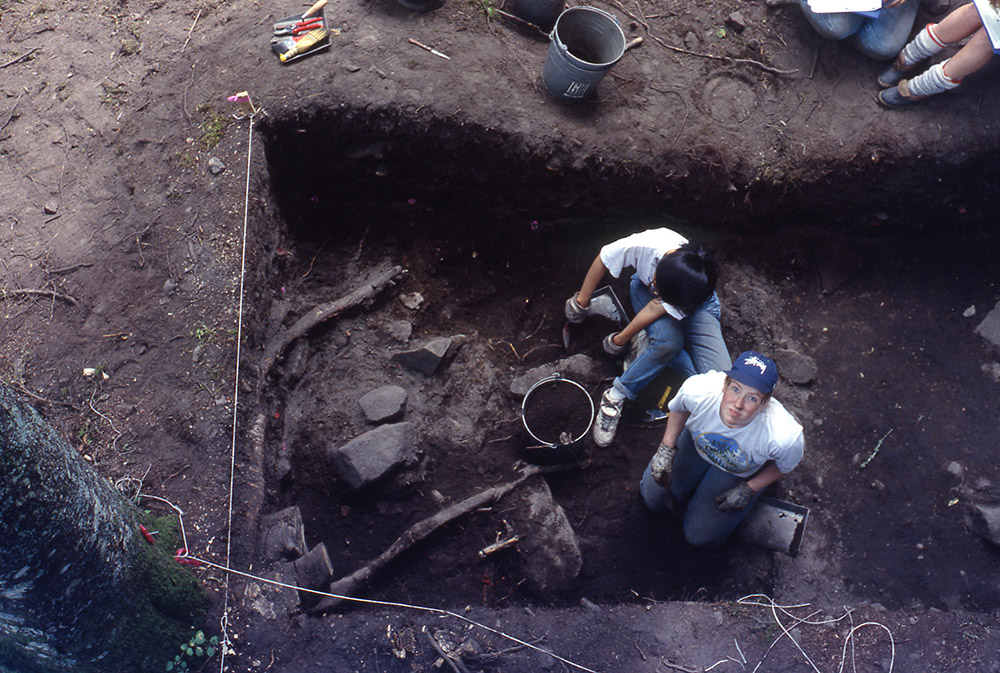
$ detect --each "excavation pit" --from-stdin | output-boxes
[254,111,1000,617]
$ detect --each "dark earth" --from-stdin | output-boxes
[4,0,1000,671]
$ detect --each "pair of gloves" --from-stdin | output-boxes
[649,442,755,512]
[565,296,628,356]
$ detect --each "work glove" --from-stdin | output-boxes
[564,296,589,324]
[603,332,628,356]
[649,442,676,488]
[715,482,755,512]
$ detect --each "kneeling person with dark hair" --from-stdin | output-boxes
[640,351,805,547]
[565,228,731,448]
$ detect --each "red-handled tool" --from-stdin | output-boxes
[139,524,156,544]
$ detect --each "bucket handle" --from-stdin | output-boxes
[521,374,595,448]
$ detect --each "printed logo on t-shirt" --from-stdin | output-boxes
[695,432,750,474]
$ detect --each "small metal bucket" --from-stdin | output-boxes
[521,375,595,464]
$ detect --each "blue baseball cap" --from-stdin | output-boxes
[726,351,778,395]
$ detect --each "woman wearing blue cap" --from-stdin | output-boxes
[640,351,805,547]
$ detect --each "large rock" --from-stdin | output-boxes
[359,385,407,423]
[390,336,455,375]
[774,348,818,385]
[969,501,1000,546]
[510,354,602,397]
[509,476,582,592]
[328,422,417,489]
[975,301,1000,350]
[261,506,308,562]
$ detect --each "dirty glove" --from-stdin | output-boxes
[715,482,755,512]
[603,332,628,356]
[564,296,590,324]
[649,443,676,488]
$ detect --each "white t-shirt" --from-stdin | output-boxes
[599,228,689,320]
[668,371,804,478]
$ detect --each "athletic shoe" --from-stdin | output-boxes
[877,86,919,108]
[878,63,910,88]
[593,389,625,447]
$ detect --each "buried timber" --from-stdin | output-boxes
[250,112,1000,617]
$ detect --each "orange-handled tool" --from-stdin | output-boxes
[302,0,327,17]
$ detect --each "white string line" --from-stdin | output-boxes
[219,110,257,673]
[189,555,602,673]
[736,594,895,673]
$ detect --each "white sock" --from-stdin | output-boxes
[606,387,626,403]
[900,23,945,68]
[905,60,961,97]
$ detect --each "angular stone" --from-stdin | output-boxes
[381,319,412,343]
[725,10,747,33]
[390,337,453,375]
[969,502,1000,546]
[328,422,417,489]
[774,348,818,385]
[975,302,1000,349]
[261,506,307,562]
[294,543,334,606]
[359,385,407,423]
[510,354,602,397]
[510,476,582,592]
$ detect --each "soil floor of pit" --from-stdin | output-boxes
[4,0,1000,671]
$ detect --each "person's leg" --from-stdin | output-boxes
[682,466,764,548]
[612,276,684,400]
[664,430,707,503]
[935,2,987,43]
[798,0,864,40]
[879,3,982,86]
[880,11,993,106]
[672,293,731,379]
[942,28,994,79]
[851,0,920,60]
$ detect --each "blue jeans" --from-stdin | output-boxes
[612,275,730,401]
[640,429,764,547]
[798,0,919,60]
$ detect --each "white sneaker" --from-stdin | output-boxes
[593,389,625,447]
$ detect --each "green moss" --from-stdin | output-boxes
[100,514,212,673]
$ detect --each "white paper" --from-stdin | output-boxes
[807,0,881,13]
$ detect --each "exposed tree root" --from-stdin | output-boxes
[310,461,588,614]
[258,264,406,384]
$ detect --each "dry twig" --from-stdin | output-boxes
[607,0,797,76]
[1,288,78,305]
[1,47,40,68]
[1,93,22,131]
[180,9,201,53]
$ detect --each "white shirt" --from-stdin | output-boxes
[599,228,689,320]
[668,371,805,478]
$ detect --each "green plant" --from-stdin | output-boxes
[197,108,228,150]
[101,81,128,106]
[191,324,216,344]
[165,630,218,671]
[478,0,497,20]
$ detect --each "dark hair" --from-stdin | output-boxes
[654,242,718,313]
